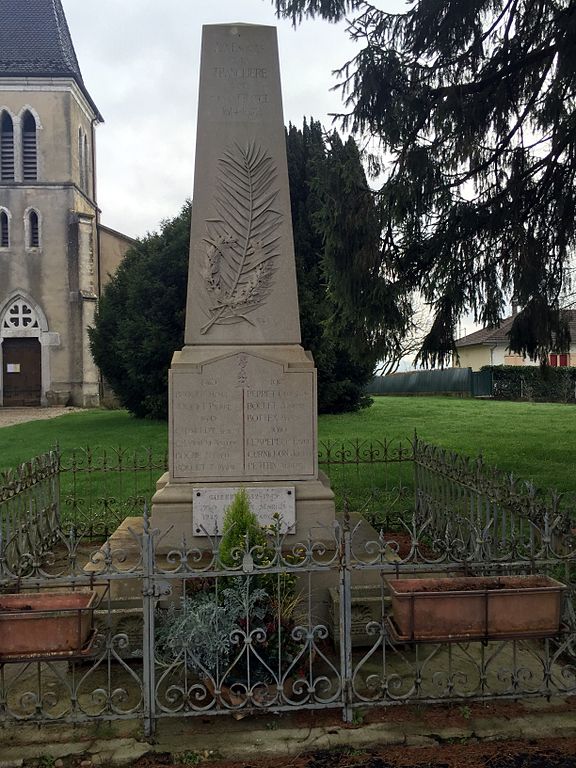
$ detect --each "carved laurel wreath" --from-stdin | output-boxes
[201,142,281,334]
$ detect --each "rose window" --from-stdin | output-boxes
[2,299,40,329]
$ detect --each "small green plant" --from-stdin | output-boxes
[218,489,301,656]
[459,704,472,720]
[155,581,267,677]
[341,746,366,756]
[173,751,202,766]
[408,702,425,718]
[37,757,55,768]
[351,708,365,725]
[219,488,268,567]
[156,490,305,688]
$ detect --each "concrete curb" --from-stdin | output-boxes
[1,708,575,765]
[149,711,576,760]
[0,737,148,767]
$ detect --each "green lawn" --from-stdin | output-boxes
[320,396,576,493]
[1,395,574,494]
[0,410,169,531]
[0,409,168,471]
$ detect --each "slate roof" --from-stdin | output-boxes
[0,0,102,120]
[455,309,576,347]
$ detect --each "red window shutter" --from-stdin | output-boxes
[559,354,568,367]
[549,354,558,367]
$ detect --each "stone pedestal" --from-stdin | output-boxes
[151,343,335,544]
[168,345,316,481]
[152,470,335,549]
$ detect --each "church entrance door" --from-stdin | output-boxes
[2,338,42,406]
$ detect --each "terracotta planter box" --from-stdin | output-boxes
[386,575,566,642]
[0,590,96,659]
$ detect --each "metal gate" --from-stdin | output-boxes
[138,508,576,735]
[471,369,493,397]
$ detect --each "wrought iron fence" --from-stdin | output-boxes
[318,438,414,526]
[0,451,60,571]
[58,446,168,535]
[51,438,576,537]
[2,436,574,556]
[0,506,573,735]
[6,441,413,535]
[413,438,576,559]
[4,441,415,536]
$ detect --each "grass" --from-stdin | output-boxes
[0,396,575,528]
[319,396,576,494]
[0,409,167,471]
[0,410,168,531]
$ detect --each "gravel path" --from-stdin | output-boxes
[0,406,84,428]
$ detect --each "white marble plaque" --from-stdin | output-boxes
[193,486,296,536]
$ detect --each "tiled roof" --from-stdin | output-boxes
[0,0,102,120]
[455,309,576,347]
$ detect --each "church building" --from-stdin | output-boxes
[0,0,133,407]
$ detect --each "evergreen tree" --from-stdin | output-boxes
[274,0,576,364]
[287,119,391,412]
[90,124,382,417]
[89,203,190,419]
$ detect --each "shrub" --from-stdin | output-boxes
[156,490,304,684]
[218,488,269,568]
[155,581,267,678]
[482,365,576,402]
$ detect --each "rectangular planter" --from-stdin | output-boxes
[0,590,96,658]
[386,575,566,642]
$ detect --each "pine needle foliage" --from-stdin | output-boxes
[274,0,576,365]
[287,119,395,412]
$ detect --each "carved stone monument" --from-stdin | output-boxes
[151,23,335,545]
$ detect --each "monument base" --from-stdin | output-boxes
[151,471,336,549]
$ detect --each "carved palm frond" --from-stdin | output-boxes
[201,142,282,334]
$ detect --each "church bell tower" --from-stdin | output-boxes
[0,0,104,406]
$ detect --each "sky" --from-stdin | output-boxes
[62,0,405,240]
[61,0,483,352]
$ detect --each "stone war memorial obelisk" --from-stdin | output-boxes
[151,23,335,546]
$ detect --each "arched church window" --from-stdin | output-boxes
[0,111,15,181]
[2,298,40,330]
[0,210,9,247]
[22,111,38,181]
[27,209,40,248]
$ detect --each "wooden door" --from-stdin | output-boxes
[2,338,41,406]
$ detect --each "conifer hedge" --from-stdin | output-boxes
[482,366,576,403]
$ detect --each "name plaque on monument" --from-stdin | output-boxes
[170,351,317,482]
[193,486,296,536]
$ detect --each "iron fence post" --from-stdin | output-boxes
[142,506,156,737]
[339,503,353,723]
[53,446,61,534]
